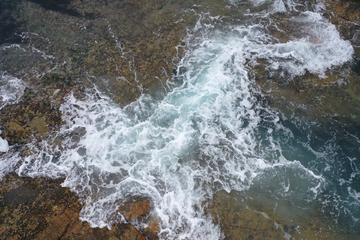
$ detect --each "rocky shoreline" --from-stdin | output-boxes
[1,0,360,239]
[0,172,152,240]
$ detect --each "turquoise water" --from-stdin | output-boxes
[1,0,360,238]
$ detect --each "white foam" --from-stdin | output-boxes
[0,136,9,152]
[231,11,353,79]
[0,73,26,155]
[230,0,300,13]
[0,73,27,110]
[6,2,357,239]
[0,152,21,179]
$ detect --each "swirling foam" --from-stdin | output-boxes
[7,1,357,239]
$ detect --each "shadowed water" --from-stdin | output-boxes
[1,0,360,239]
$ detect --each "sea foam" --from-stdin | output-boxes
[6,1,358,239]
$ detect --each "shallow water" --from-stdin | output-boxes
[1,0,360,239]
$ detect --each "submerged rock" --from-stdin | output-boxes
[0,173,149,240]
[208,190,360,239]
[320,0,360,60]
[0,0,195,238]
[118,197,151,221]
[252,0,360,127]
[0,82,73,145]
[118,197,160,239]
[0,0,191,106]
[0,0,359,239]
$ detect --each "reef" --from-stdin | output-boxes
[0,0,359,239]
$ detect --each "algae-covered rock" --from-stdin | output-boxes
[0,81,73,145]
[320,0,360,60]
[3,0,192,106]
[0,173,151,240]
[118,197,151,222]
[0,1,195,238]
[208,190,359,239]
[0,0,360,239]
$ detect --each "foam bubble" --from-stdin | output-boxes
[231,11,353,79]
[5,1,358,238]
[0,152,21,179]
[0,73,27,110]
[0,136,9,152]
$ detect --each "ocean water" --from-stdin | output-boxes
[0,72,27,110]
[1,0,360,239]
[0,72,26,153]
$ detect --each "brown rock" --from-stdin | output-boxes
[118,198,151,221]
[4,122,27,139]
[143,218,160,240]
[119,225,146,240]
[0,173,147,240]
[28,117,49,136]
[207,190,359,239]
[321,0,360,23]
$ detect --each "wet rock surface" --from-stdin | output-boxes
[0,0,193,106]
[0,0,191,146]
[320,0,360,61]
[208,190,360,240]
[0,0,209,147]
[118,197,160,240]
[0,0,192,238]
[0,0,360,239]
[0,172,152,240]
[0,81,74,146]
[118,197,151,222]
[251,0,360,127]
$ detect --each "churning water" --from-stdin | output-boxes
[1,0,360,238]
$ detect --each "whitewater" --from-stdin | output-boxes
[1,0,359,239]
